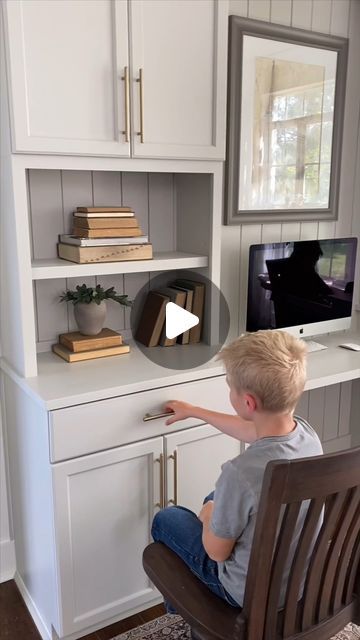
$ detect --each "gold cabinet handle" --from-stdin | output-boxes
[154,453,165,509]
[143,411,174,422]
[121,66,130,142]
[136,68,144,143]
[168,450,178,506]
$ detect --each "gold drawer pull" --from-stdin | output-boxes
[168,450,178,506]
[143,411,174,422]
[121,66,130,142]
[154,454,165,509]
[136,68,144,143]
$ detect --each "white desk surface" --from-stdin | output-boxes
[2,331,360,410]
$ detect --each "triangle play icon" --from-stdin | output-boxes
[165,302,199,340]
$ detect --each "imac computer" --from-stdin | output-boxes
[246,238,358,343]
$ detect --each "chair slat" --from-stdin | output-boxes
[344,531,360,604]
[264,502,302,640]
[318,487,360,620]
[243,462,289,640]
[333,501,360,611]
[301,490,348,630]
[283,497,325,637]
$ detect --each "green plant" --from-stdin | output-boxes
[60,284,132,306]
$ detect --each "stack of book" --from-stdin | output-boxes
[58,206,153,264]
[135,279,205,347]
[52,328,130,362]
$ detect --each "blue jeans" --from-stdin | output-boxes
[151,492,239,613]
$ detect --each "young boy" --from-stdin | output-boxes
[151,330,323,609]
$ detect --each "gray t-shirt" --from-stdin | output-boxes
[210,416,323,607]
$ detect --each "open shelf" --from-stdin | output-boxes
[31,252,208,280]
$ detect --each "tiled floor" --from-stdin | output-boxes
[0,580,166,640]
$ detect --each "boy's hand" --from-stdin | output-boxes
[163,400,197,425]
[198,500,214,524]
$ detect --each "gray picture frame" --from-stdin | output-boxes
[224,16,348,225]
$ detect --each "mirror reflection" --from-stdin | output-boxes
[239,36,337,211]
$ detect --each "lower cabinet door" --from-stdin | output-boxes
[164,425,241,515]
[52,437,163,637]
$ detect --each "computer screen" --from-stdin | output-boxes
[246,238,358,338]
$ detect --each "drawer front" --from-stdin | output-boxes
[50,375,232,462]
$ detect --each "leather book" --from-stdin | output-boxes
[76,206,133,213]
[59,328,122,352]
[156,287,187,346]
[172,279,205,343]
[73,216,139,229]
[135,292,169,347]
[170,284,194,344]
[52,342,130,362]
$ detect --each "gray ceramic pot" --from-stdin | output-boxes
[74,300,107,336]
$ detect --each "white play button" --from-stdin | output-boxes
[165,302,199,340]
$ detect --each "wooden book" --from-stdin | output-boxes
[73,216,139,229]
[72,227,142,238]
[170,284,194,344]
[58,242,153,264]
[52,342,130,362]
[155,287,187,346]
[74,211,135,218]
[135,292,169,347]
[76,206,133,213]
[59,328,122,353]
[172,279,205,343]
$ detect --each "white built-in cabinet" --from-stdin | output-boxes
[52,425,240,636]
[0,1,237,637]
[4,0,227,159]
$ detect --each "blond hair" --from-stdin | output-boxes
[218,330,307,414]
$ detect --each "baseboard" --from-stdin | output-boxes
[14,571,51,640]
[0,538,15,582]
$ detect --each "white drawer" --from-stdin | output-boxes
[49,375,231,462]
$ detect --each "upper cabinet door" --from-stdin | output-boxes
[4,0,130,156]
[129,0,228,160]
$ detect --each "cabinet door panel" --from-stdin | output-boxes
[4,0,130,156]
[165,425,241,514]
[130,0,227,159]
[52,438,162,636]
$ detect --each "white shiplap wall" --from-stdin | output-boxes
[222,0,360,450]
[30,170,179,349]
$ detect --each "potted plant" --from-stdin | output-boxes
[60,284,132,336]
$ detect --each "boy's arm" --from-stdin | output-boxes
[164,401,256,443]
[198,501,237,562]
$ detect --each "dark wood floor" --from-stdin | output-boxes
[0,580,166,640]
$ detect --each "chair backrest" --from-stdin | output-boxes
[242,447,360,640]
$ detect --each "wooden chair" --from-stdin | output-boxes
[143,448,360,640]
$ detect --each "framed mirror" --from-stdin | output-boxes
[225,17,348,224]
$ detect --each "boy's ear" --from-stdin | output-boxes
[243,392,258,413]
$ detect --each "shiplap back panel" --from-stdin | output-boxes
[295,382,352,452]
[30,169,212,348]
[226,0,360,449]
